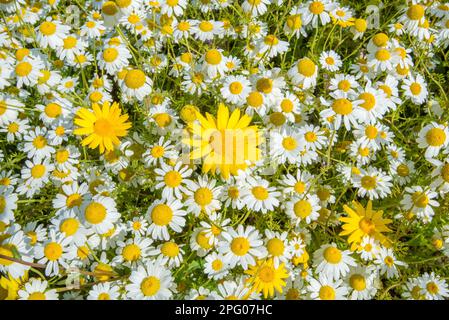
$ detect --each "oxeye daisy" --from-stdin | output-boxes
[313,243,357,280]
[149,241,184,268]
[210,279,253,300]
[242,0,271,17]
[264,230,293,268]
[0,186,18,223]
[349,140,374,165]
[80,18,105,39]
[390,160,415,186]
[142,137,177,167]
[241,177,280,214]
[79,195,120,234]
[146,198,186,241]
[319,50,342,72]
[417,122,449,158]
[35,229,74,276]
[256,34,289,59]
[126,261,174,300]
[220,75,251,105]
[300,0,334,28]
[18,278,58,300]
[88,282,121,300]
[278,170,313,197]
[402,74,428,105]
[284,7,307,38]
[356,83,389,123]
[345,266,377,300]
[298,124,327,151]
[74,101,132,154]
[419,272,449,300]
[97,44,132,75]
[20,158,54,189]
[330,6,355,27]
[184,175,222,216]
[0,231,32,278]
[352,167,393,200]
[357,236,380,261]
[400,186,439,223]
[204,252,229,280]
[119,68,152,101]
[21,127,55,161]
[0,95,23,127]
[307,274,348,300]
[319,92,365,130]
[56,34,87,62]
[192,20,224,42]
[218,225,266,269]
[273,92,301,122]
[114,236,152,267]
[285,194,321,225]
[374,247,407,279]
[351,18,368,40]
[329,73,359,97]
[288,57,318,89]
[270,128,302,164]
[36,18,70,49]
[154,161,192,200]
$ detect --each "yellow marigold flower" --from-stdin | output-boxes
[339,200,392,251]
[245,258,289,298]
[183,103,263,179]
[74,101,132,154]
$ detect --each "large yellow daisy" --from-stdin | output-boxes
[245,258,288,298]
[74,101,132,154]
[183,103,263,179]
[339,200,392,250]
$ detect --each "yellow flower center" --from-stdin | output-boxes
[93,118,114,136]
[194,187,213,206]
[259,266,275,282]
[153,113,172,127]
[305,131,317,142]
[66,193,82,208]
[361,175,377,190]
[116,0,131,8]
[15,61,32,77]
[359,218,375,235]
[309,1,324,14]
[375,49,391,61]
[196,231,212,249]
[161,242,179,257]
[55,149,69,164]
[286,14,302,30]
[332,98,353,115]
[282,137,297,151]
[205,49,222,65]
[271,111,287,126]
[151,145,165,158]
[98,293,110,300]
[251,186,268,200]
[60,218,79,236]
[384,256,394,267]
[39,21,56,36]
[350,274,366,291]
[410,82,422,95]
[122,244,141,262]
[267,238,284,256]
[412,192,429,208]
[231,237,250,256]
[229,81,243,94]
[256,78,273,94]
[28,292,46,300]
[323,247,342,264]
[0,246,14,266]
[338,80,351,92]
[124,69,146,89]
[264,34,279,46]
[397,164,410,177]
[294,200,312,218]
[246,91,263,107]
[212,259,223,271]
[407,4,425,20]
[44,103,62,118]
[44,242,63,261]
[63,36,77,49]
[164,171,181,187]
[199,21,213,32]
[140,276,160,297]
[31,164,46,178]
[372,33,389,47]
[297,58,316,77]
[426,128,446,146]
[354,18,367,32]
[359,93,376,111]
[280,99,293,113]
[365,125,378,139]
[102,1,119,15]
[426,282,439,294]
[178,21,190,31]
[379,85,392,98]
[325,56,335,65]
[85,202,107,224]
[151,204,173,226]
[103,48,118,62]
[319,285,336,300]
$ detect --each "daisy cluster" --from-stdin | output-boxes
[1,0,449,300]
